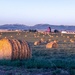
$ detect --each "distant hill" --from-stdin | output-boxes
[0,24,75,31]
[0,24,29,30]
[32,24,75,31]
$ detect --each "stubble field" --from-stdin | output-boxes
[0,31,75,75]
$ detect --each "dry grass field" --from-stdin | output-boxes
[0,31,75,75]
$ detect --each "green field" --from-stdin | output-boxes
[0,31,75,75]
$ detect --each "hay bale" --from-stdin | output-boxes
[56,36,58,37]
[74,35,75,37]
[10,36,13,38]
[64,40,66,42]
[40,38,45,43]
[0,39,12,60]
[48,39,51,41]
[0,38,31,60]
[43,35,45,37]
[34,41,41,45]
[25,35,27,37]
[46,41,58,48]
[61,34,63,36]
[70,39,74,43]
[67,36,69,38]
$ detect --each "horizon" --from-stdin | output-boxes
[0,23,75,26]
[0,0,75,26]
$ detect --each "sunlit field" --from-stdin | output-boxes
[0,31,75,75]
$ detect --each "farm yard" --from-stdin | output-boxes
[0,31,75,75]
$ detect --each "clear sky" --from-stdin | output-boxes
[0,0,75,26]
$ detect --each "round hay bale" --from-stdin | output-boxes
[37,35,39,37]
[64,40,66,42]
[43,35,45,37]
[34,35,37,38]
[25,35,27,37]
[48,39,51,41]
[0,38,31,60]
[61,34,63,36]
[56,36,58,37]
[10,36,13,38]
[70,39,74,43]
[34,41,41,45]
[46,41,58,48]
[40,38,45,43]
[0,34,1,36]
[67,36,69,38]
[74,35,75,37]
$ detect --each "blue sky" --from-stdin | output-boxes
[0,0,75,26]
